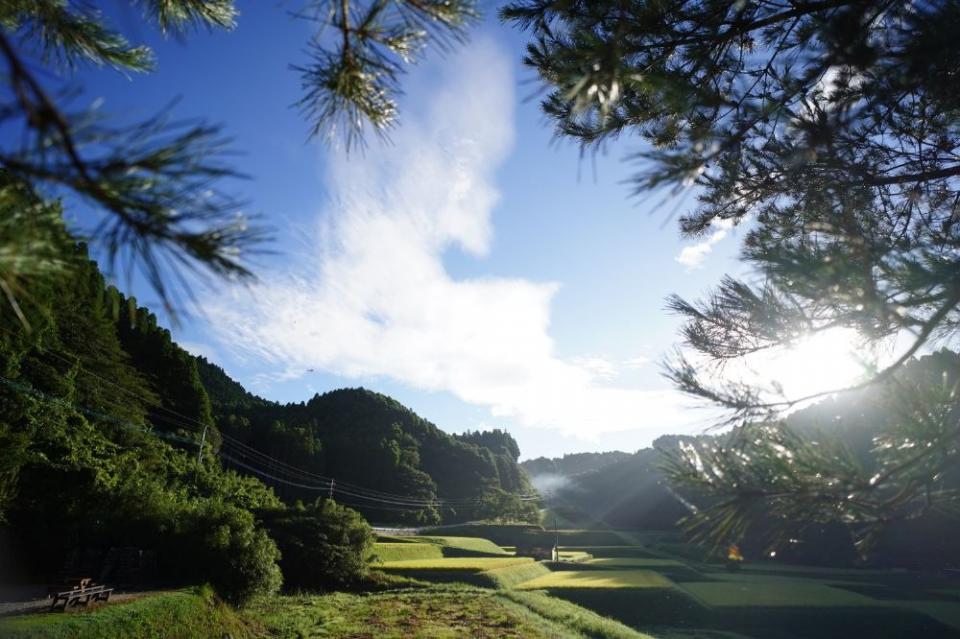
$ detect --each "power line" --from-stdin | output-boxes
[2,331,540,506]
[2,364,538,508]
[8,339,467,503]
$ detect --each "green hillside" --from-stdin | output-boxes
[0,230,537,604]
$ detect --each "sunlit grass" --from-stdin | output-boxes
[379,557,534,570]
[251,586,655,639]
[0,589,255,639]
[411,536,511,556]
[517,570,674,590]
[483,562,552,589]
[370,542,444,562]
[586,558,685,568]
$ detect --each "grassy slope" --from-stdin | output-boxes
[413,536,511,556]
[680,581,882,608]
[483,562,552,589]
[518,569,675,590]
[252,586,655,639]
[379,557,534,570]
[371,542,445,562]
[370,535,509,563]
[418,525,627,548]
[586,558,686,568]
[376,557,536,587]
[0,589,257,639]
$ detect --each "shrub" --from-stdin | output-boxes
[167,500,282,606]
[261,498,373,591]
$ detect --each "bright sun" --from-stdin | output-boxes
[747,327,870,403]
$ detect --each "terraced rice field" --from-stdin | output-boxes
[379,557,534,570]
[517,569,674,590]
[366,525,960,638]
[680,581,883,608]
[586,558,687,568]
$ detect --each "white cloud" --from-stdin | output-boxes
[675,218,735,269]
[208,39,689,438]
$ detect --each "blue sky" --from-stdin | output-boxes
[59,2,746,459]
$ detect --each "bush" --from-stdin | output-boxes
[261,498,373,591]
[168,500,282,606]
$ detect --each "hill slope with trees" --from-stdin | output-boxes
[0,196,537,602]
[198,359,539,524]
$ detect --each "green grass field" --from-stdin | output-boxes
[518,569,675,590]
[564,546,665,559]
[680,581,882,608]
[6,526,960,639]
[412,535,512,556]
[379,557,534,570]
[417,524,629,548]
[251,585,655,639]
[483,562,553,589]
[0,589,256,639]
[371,542,445,562]
[376,556,537,587]
[369,535,511,564]
[586,558,686,568]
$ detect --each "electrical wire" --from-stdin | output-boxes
[2,331,540,506]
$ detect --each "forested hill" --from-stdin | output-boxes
[522,451,633,479]
[196,359,538,524]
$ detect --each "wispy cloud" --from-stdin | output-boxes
[208,39,688,438]
[675,218,734,269]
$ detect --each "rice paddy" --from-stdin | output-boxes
[368,525,960,638]
[517,569,675,590]
[12,525,958,638]
[586,558,687,568]
[679,581,883,608]
[379,557,534,570]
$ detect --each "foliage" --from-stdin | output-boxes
[0,242,386,605]
[295,0,479,150]
[501,1,960,551]
[260,498,374,591]
[528,444,689,531]
[0,588,258,639]
[167,501,282,605]
[661,352,960,557]
[200,362,540,525]
[522,451,632,478]
[0,3,267,314]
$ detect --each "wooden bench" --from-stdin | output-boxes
[49,584,114,611]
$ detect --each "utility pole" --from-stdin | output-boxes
[553,514,559,562]
[196,424,208,465]
[329,478,335,500]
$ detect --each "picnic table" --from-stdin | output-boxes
[48,579,114,612]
